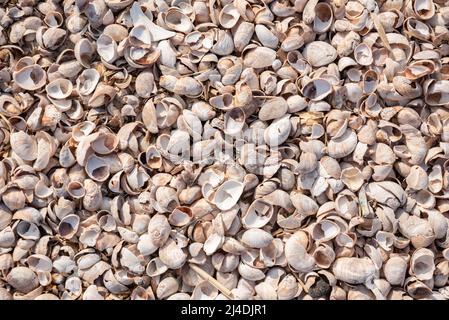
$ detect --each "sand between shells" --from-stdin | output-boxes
[1,0,449,300]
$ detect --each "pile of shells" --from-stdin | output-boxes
[1,0,449,300]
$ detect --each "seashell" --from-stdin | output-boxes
[10,131,38,161]
[238,262,265,281]
[192,280,219,300]
[146,257,168,277]
[97,34,118,64]
[410,248,435,280]
[224,108,246,136]
[17,221,40,240]
[313,243,336,269]
[362,70,379,94]
[159,75,203,98]
[129,25,153,47]
[332,257,377,285]
[258,97,288,122]
[0,227,15,248]
[83,179,103,212]
[85,154,110,182]
[404,60,436,80]
[313,3,333,33]
[301,78,332,101]
[303,41,337,67]
[164,8,193,33]
[398,214,435,248]
[278,274,299,300]
[327,129,358,159]
[405,165,428,191]
[255,282,277,300]
[341,167,364,192]
[354,43,373,66]
[135,70,156,98]
[424,80,449,106]
[0,0,446,301]
[255,25,279,49]
[219,4,240,29]
[156,277,179,299]
[214,180,244,211]
[58,214,80,239]
[168,207,192,227]
[285,232,315,273]
[242,199,273,229]
[413,0,435,20]
[74,39,95,68]
[384,256,407,286]
[241,229,273,248]
[46,78,73,100]
[204,233,224,255]
[6,267,39,293]
[159,239,187,270]
[243,46,277,68]
[311,220,340,243]
[290,191,318,216]
[130,3,175,41]
[264,115,291,147]
[147,214,171,248]
[13,64,47,91]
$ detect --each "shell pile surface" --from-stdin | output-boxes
[0,0,449,301]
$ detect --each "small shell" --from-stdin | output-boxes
[156,277,179,299]
[97,34,118,63]
[242,199,274,229]
[6,267,39,293]
[259,98,288,121]
[243,46,277,68]
[255,25,279,49]
[147,214,171,248]
[164,8,193,33]
[135,70,156,98]
[264,115,291,147]
[327,129,358,159]
[383,256,407,286]
[46,78,73,100]
[302,78,332,101]
[410,248,435,280]
[74,38,95,68]
[159,239,187,269]
[10,131,38,161]
[13,64,47,91]
[214,180,244,211]
[332,257,377,285]
[413,0,435,20]
[241,229,273,248]
[303,41,337,67]
[290,191,318,216]
[285,232,315,273]
[311,220,340,242]
[85,154,110,182]
[159,75,203,98]
[341,167,364,192]
[313,3,333,33]
[224,108,246,136]
[219,4,240,29]
[354,43,373,66]
[58,214,80,239]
